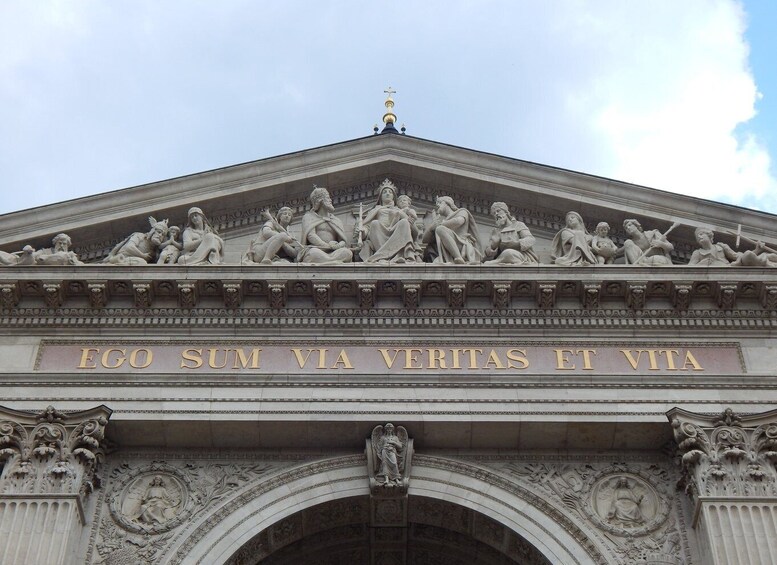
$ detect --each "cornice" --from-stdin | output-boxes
[0,265,776,319]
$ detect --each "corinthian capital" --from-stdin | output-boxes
[667,407,777,501]
[0,405,112,502]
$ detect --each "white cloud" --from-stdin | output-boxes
[0,0,774,215]
[550,0,777,210]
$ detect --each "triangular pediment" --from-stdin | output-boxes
[1,133,776,264]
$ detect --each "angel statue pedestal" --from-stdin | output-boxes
[365,423,414,564]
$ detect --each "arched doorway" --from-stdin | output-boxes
[225,494,551,564]
[166,455,605,564]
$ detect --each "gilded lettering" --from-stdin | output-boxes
[576,349,597,370]
[101,348,126,369]
[506,348,529,369]
[682,350,704,371]
[233,348,261,369]
[555,349,575,370]
[660,349,680,370]
[483,349,505,369]
[207,348,229,369]
[77,348,99,369]
[450,348,462,369]
[403,348,423,370]
[378,349,401,369]
[621,349,643,370]
[428,348,447,369]
[332,349,353,369]
[180,348,203,369]
[461,348,483,369]
[128,348,153,369]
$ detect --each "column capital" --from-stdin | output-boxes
[667,407,777,503]
[0,404,112,505]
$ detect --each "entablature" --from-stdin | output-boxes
[1,265,776,313]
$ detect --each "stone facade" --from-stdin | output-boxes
[2,132,777,563]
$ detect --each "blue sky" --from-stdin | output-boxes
[1,1,775,215]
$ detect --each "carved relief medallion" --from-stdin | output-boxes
[585,473,668,536]
[110,465,193,534]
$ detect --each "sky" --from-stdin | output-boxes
[1,0,776,216]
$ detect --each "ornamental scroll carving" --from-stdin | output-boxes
[669,407,777,501]
[500,459,681,565]
[0,404,111,502]
[366,423,413,494]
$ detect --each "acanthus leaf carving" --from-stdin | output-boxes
[669,407,777,502]
[0,405,110,503]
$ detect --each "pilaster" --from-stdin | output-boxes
[668,407,777,565]
[0,405,111,565]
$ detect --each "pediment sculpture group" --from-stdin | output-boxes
[2,179,776,268]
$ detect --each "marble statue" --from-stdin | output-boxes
[483,202,538,265]
[551,211,596,266]
[422,196,483,264]
[372,423,407,487]
[622,219,674,266]
[606,477,645,526]
[358,180,418,263]
[734,237,777,267]
[591,222,617,265]
[32,233,84,265]
[177,207,224,265]
[243,207,300,264]
[105,217,169,265]
[297,186,353,264]
[688,227,741,266]
[156,226,182,264]
[397,194,423,246]
[0,245,35,266]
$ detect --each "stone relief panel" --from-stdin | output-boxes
[109,464,192,534]
[90,455,285,565]
[478,456,690,565]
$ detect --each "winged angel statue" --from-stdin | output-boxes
[367,423,413,493]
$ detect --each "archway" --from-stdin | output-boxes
[166,454,606,564]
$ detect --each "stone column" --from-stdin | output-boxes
[0,405,111,565]
[668,407,777,565]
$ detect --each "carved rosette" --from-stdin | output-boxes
[669,407,777,502]
[366,423,413,495]
[109,463,194,534]
[0,404,111,502]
